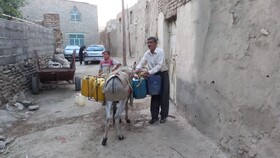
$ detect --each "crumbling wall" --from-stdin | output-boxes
[176,0,280,157]
[43,13,63,49]
[0,19,54,106]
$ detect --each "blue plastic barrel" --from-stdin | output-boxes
[132,78,147,99]
[146,75,161,95]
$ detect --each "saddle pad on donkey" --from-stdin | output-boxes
[103,70,131,101]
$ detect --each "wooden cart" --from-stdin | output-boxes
[31,50,81,94]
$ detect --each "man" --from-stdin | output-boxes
[78,45,86,65]
[98,50,121,77]
[136,36,170,124]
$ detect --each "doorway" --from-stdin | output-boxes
[168,20,177,105]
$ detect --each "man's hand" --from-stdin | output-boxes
[98,70,102,77]
[135,68,140,73]
[141,71,150,78]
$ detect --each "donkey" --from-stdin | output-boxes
[102,67,134,146]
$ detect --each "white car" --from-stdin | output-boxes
[84,45,105,64]
[63,45,80,61]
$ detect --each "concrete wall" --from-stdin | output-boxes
[106,18,123,57]
[102,0,280,157]
[21,0,99,48]
[0,19,54,105]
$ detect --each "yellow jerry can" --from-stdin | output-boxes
[93,78,105,102]
[81,76,96,97]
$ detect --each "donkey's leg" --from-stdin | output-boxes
[115,99,127,140]
[102,101,113,146]
[125,98,131,123]
[112,101,117,124]
[112,101,123,123]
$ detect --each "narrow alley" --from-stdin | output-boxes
[1,0,280,158]
[0,61,226,158]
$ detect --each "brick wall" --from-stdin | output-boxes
[159,0,189,19]
[0,19,54,106]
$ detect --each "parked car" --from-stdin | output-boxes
[84,45,105,65]
[64,45,80,61]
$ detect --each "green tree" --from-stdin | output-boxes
[0,0,26,18]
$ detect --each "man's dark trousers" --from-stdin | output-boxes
[79,56,83,65]
[150,71,170,119]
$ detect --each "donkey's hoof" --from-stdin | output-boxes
[118,135,125,140]
[126,119,131,124]
[102,138,107,146]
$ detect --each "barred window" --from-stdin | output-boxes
[69,34,84,46]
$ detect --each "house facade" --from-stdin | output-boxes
[21,0,99,48]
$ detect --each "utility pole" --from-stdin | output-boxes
[126,4,132,57]
[122,0,127,66]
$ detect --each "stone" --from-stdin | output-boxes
[260,28,269,36]
[14,102,25,111]
[12,94,18,101]
[22,100,34,107]
[134,122,143,128]
[2,70,11,74]
[5,103,16,112]
[17,92,26,102]
[251,138,258,144]
[249,150,258,158]
[12,93,24,103]
[0,136,6,141]
[5,124,12,128]
[4,137,15,146]
[28,105,40,111]
[0,141,5,149]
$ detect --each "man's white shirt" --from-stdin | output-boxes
[136,48,168,75]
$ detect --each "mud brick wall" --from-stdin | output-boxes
[43,13,63,49]
[0,19,54,106]
[158,0,189,19]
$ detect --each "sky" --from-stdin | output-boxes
[74,0,138,29]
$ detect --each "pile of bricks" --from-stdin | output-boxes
[43,13,63,49]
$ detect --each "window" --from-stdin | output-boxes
[86,46,105,51]
[69,34,84,46]
[70,6,81,21]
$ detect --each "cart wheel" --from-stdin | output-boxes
[75,76,81,91]
[32,74,39,94]
[84,61,88,65]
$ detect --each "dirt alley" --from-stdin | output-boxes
[0,58,227,158]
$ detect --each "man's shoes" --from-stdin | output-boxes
[149,118,159,124]
[160,118,166,123]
